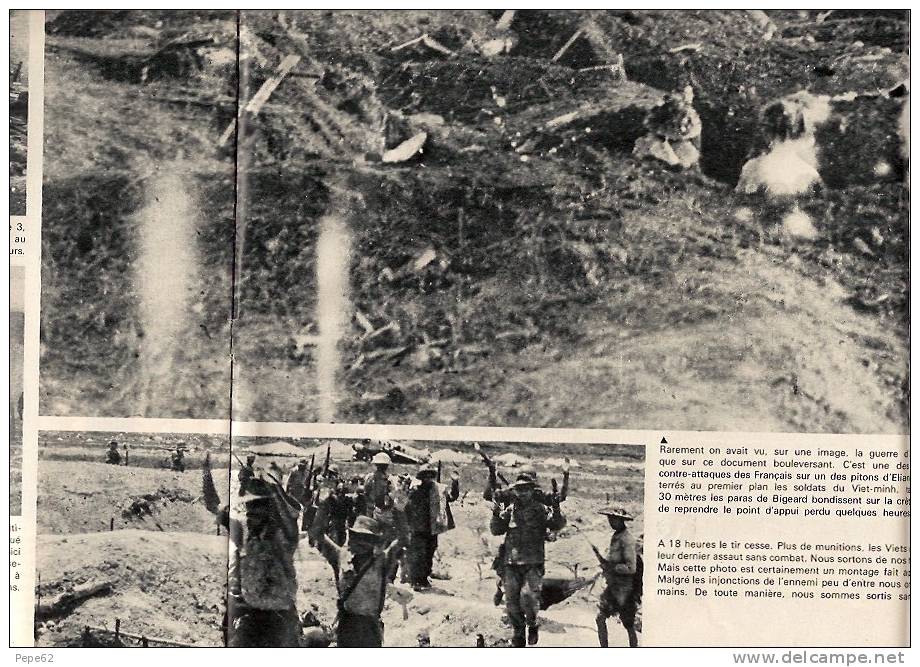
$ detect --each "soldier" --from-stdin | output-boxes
[310,480,409,647]
[485,462,568,606]
[226,465,304,647]
[405,463,460,590]
[313,465,355,546]
[286,458,312,505]
[363,452,394,510]
[170,444,186,472]
[238,454,257,495]
[486,462,568,505]
[105,440,121,465]
[491,472,566,647]
[593,507,641,648]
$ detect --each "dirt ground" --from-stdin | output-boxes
[38,431,231,534]
[10,10,30,215]
[295,463,645,647]
[35,437,644,647]
[38,10,908,431]
[37,460,230,535]
[35,530,227,647]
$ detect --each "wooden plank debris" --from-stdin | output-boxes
[669,42,703,53]
[218,53,301,147]
[36,581,113,619]
[83,624,196,648]
[552,29,584,62]
[391,34,455,57]
[495,10,517,31]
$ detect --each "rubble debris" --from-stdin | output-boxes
[382,131,428,163]
[378,246,449,286]
[36,581,114,620]
[781,207,819,240]
[218,53,301,147]
[736,141,820,198]
[552,29,585,62]
[475,9,518,57]
[633,86,701,170]
[495,9,516,32]
[391,33,456,58]
[747,10,777,40]
[736,92,826,198]
[668,43,702,54]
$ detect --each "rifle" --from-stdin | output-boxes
[301,452,315,501]
[472,443,509,483]
[590,542,608,568]
[473,442,493,468]
[550,457,571,503]
[437,460,442,483]
[322,442,331,476]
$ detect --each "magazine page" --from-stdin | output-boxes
[7,6,911,655]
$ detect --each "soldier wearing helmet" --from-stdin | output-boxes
[490,470,566,647]
[360,451,405,567]
[364,451,394,511]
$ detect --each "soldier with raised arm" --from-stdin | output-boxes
[226,463,304,647]
[310,477,409,647]
[490,472,566,647]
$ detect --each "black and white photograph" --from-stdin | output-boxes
[10,9,31,215]
[34,430,231,647]
[10,266,26,515]
[229,9,909,432]
[38,10,237,419]
[34,430,645,647]
[37,10,908,432]
[222,435,644,647]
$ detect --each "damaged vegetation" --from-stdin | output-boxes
[233,9,909,430]
[10,10,30,214]
[40,10,909,432]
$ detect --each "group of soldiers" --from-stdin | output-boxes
[104,440,187,471]
[209,443,642,648]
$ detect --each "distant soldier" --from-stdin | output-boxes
[405,463,460,590]
[227,465,304,647]
[170,444,186,472]
[305,465,353,546]
[363,452,395,511]
[361,452,402,540]
[347,475,367,517]
[593,507,641,648]
[238,454,257,496]
[322,466,357,546]
[286,458,312,505]
[310,479,409,647]
[105,440,121,465]
[490,472,566,647]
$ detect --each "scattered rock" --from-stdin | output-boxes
[782,207,819,240]
[382,131,428,163]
